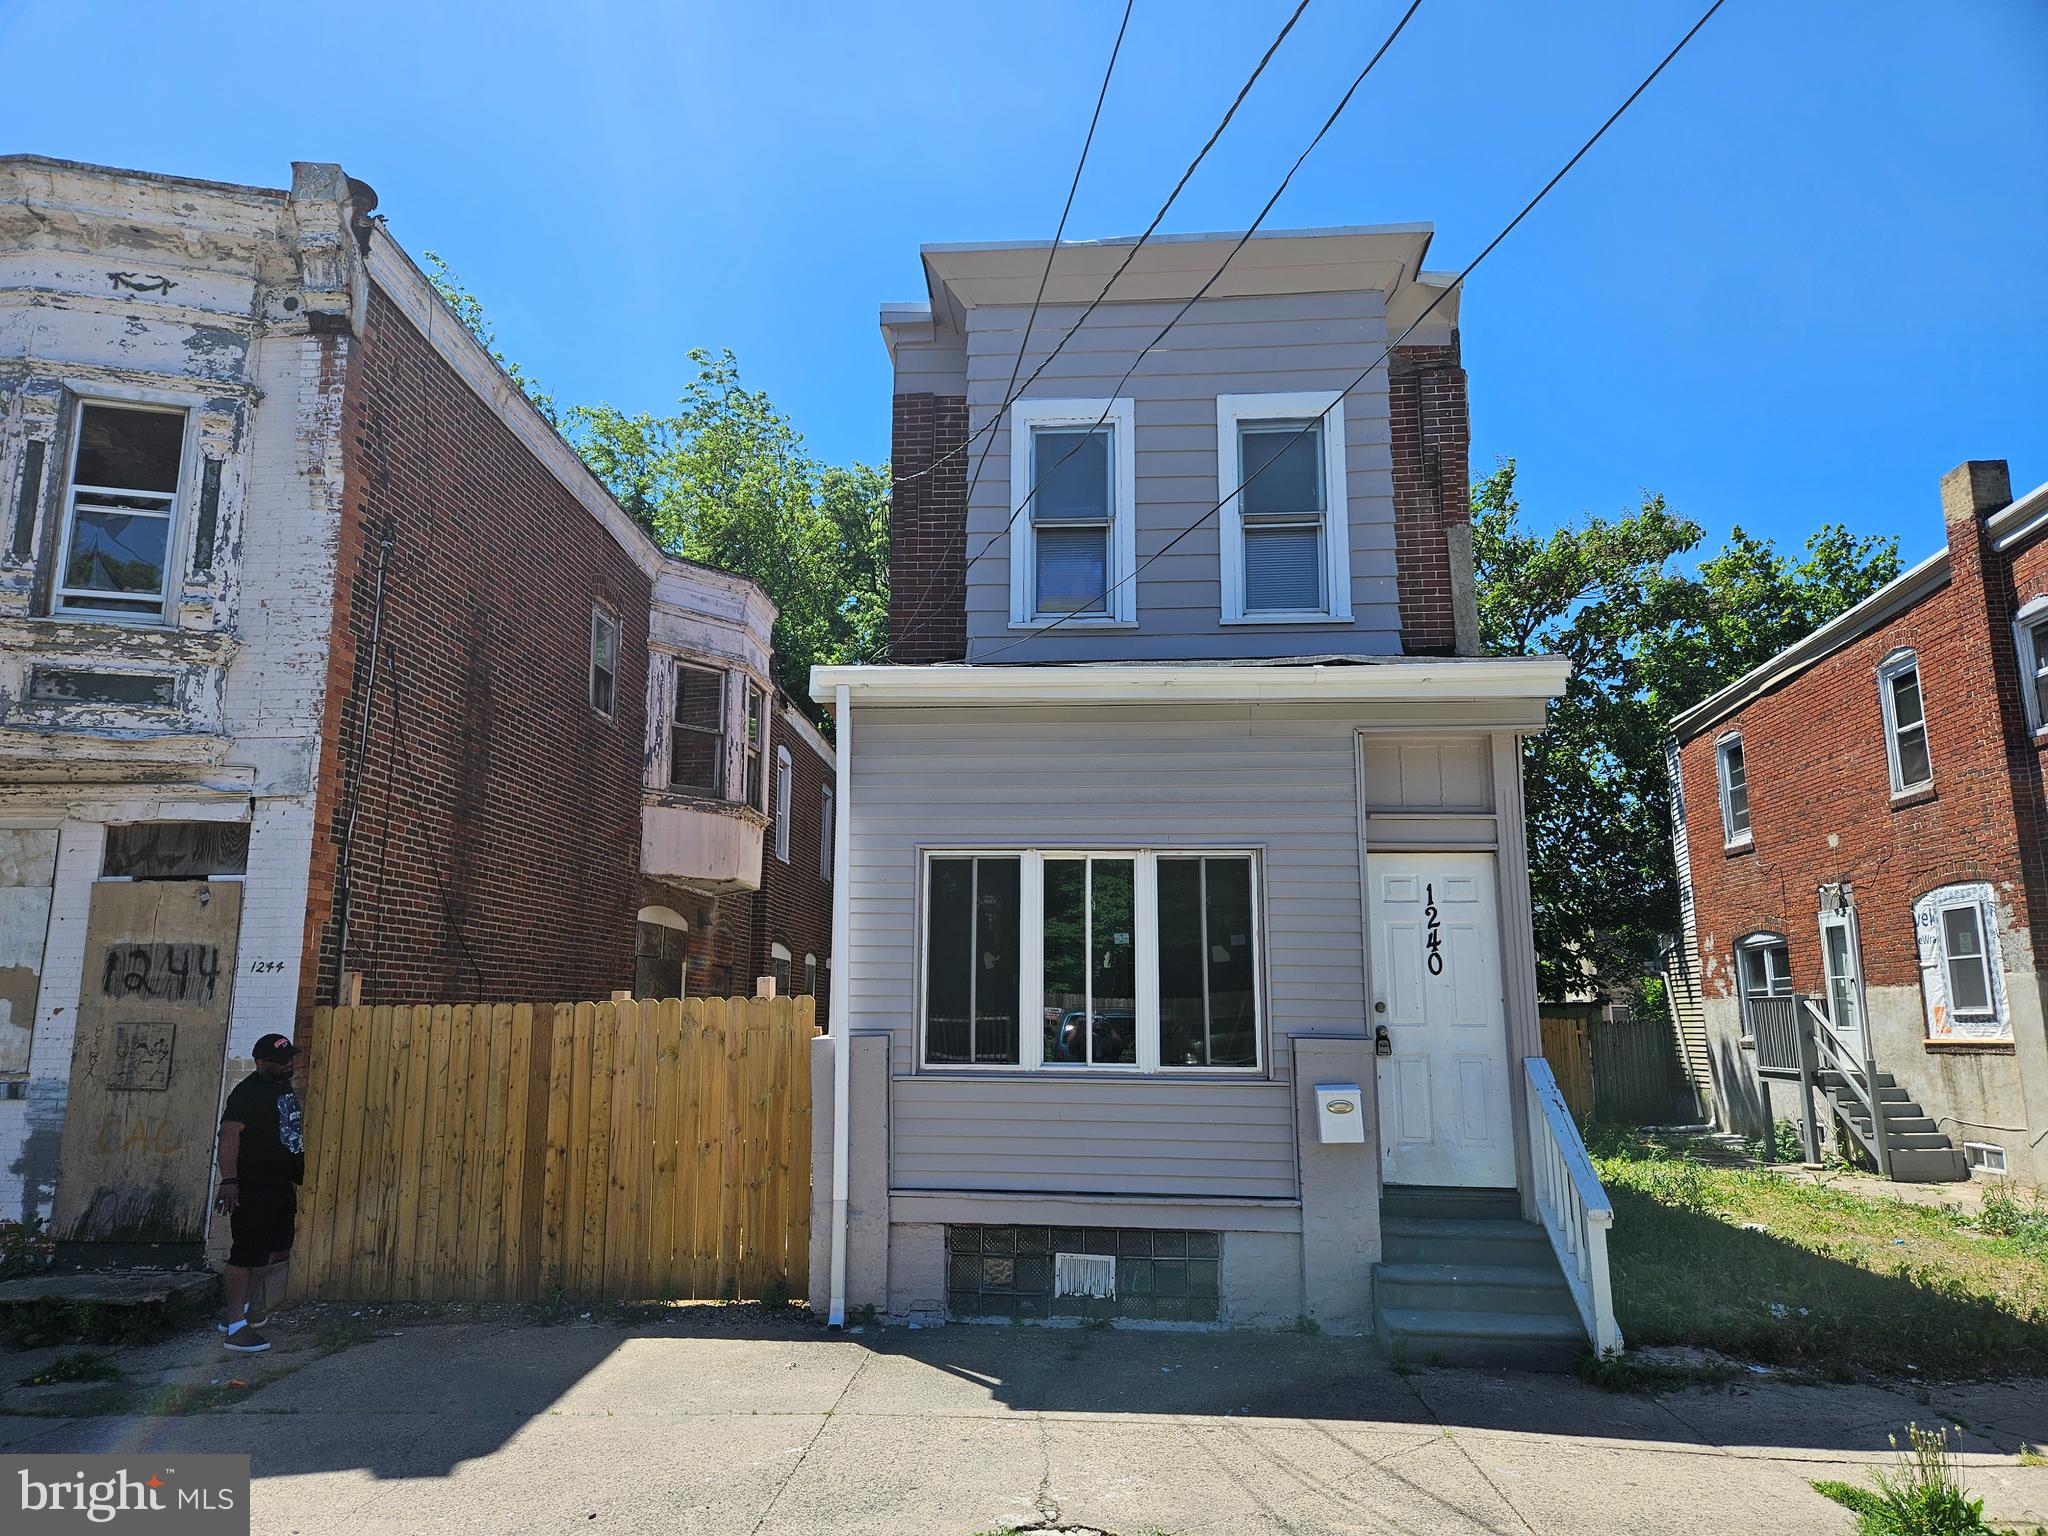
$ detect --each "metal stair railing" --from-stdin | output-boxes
[1523,1056,1622,1356]
[1800,994,1891,1179]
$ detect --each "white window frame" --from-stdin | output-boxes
[1816,906,1869,1042]
[1734,931,1791,1039]
[588,606,620,719]
[915,847,1265,1077]
[743,679,766,810]
[2014,595,2048,736]
[819,785,835,879]
[1007,397,1138,629]
[770,941,793,998]
[1877,648,1933,795]
[1215,392,1353,624]
[1934,897,1997,1023]
[52,397,194,624]
[773,746,793,862]
[669,661,727,796]
[1715,731,1751,848]
[804,952,817,997]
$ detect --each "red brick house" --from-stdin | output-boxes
[1669,460,2048,1184]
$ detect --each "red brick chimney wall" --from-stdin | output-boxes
[1390,335,1476,656]
[887,393,969,663]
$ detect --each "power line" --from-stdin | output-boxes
[970,0,1728,667]
[885,0,1315,499]
[889,0,1422,657]
[947,0,1135,636]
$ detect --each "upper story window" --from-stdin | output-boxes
[1217,393,1352,624]
[743,681,765,809]
[670,663,725,795]
[2015,597,2048,734]
[773,746,793,862]
[1715,732,1751,847]
[1008,398,1136,628]
[819,784,836,879]
[588,608,619,718]
[56,402,188,621]
[1877,649,1932,794]
[920,848,1262,1074]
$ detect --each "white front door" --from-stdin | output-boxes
[1819,912,1867,1055]
[1369,851,1515,1188]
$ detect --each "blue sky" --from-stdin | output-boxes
[5,0,2043,567]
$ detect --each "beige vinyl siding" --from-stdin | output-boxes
[958,290,1401,662]
[850,702,1406,1201]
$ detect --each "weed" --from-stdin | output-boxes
[1292,1314,1321,1336]
[0,1216,54,1282]
[17,1351,122,1388]
[528,1274,575,1327]
[1576,1350,1739,1395]
[2017,1445,2046,1469]
[1812,1424,1993,1535]
[1976,1186,2048,1258]
[758,1277,794,1313]
[0,1295,187,1350]
[848,1303,878,1327]
[1745,1120,1806,1165]
[314,1317,379,1356]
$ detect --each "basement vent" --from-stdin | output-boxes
[1053,1252,1117,1300]
[1964,1141,2008,1176]
[28,667,176,708]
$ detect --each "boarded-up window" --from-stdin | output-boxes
[102,822,249,880]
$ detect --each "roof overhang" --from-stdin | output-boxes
[1670,477,2048,742]
[917,223,1437,334]
[810,656,1570,710]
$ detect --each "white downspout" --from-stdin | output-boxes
[826,682,853,1328]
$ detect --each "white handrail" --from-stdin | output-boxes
[1523,1056,1623,1356]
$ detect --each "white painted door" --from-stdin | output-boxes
[1369,851,1515,1188]
[1819,912,1867,1056]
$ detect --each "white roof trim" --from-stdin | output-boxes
[1991,479,2048,553]
[365,226,670,579]
[778,698,835,767]
[809,657,1570,708]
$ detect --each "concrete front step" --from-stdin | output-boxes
[1375,1261,1576,1317]
[1377,1304,1586,1371]
[1380,1216,1557,1269]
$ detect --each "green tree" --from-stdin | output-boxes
[1474,459,1899,998]
[424,260,888,707]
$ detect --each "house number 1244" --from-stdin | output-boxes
[1424,884,1444,976]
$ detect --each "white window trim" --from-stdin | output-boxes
[1215,391,1353,625]
[51,397,195,625]
[1734,931,1790,1038]
[588,606,620,720]
[1934,897,1997,1022]
[1715,731,1751,849]
[1816,907,1868,1036]
[773,746,793,862]
[1007,397,1138,629]
[1877,648,1933,795]
[914,846,1266,1077]
[2015,595,2048,736]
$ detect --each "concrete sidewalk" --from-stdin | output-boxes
[4,1317,2045,1535]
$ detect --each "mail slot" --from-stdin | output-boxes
[1314,1082,1365,1144]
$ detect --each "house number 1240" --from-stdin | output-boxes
[1424,884,1444,976]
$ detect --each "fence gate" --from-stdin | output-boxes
[292,996,817,1302]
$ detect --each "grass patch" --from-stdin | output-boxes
[1812,1424,1994,1535]
[1588,1126,2048,1378]
[1575,1349,1739,1395]
[314,1317,380,1356]
[17,1350,122,1388]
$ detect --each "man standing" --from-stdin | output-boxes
[214,1032,305,1353]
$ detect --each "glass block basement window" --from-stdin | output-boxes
[945,1225,1220,1322]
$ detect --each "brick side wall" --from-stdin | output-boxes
[748,705,836,1028]
[300,281,652,1015]
[1389,339,1471,656]
[886,393,968,663]
[1677,487,2048,1003]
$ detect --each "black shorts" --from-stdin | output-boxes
[227,1179,297,1269]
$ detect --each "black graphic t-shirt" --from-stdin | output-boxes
[221,1071,305,1186]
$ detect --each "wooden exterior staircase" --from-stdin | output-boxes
[1748,995,1967,1182]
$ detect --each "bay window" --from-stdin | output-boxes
[1217,392,1352,624]
[920,849,1263,1073]
[1008,398,1136,627]
[670,663,726,795]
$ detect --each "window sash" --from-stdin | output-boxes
[743,682,764,808]
[819,786,835,879]
[2026,615,2048,728]
[1881,658,1932,791]
[1717,737,1750,841]
[1736,937,1791,1035]
[670,664,726,795]
[918,848,1263,1074]
[774,752,793,862]
[55,402,188,618]
[1939,902,1994,1017]
[588,610,619,717]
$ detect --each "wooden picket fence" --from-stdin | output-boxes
[1541,1010,1692,1126]
[291,996,817,1303]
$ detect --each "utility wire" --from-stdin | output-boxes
[889,0,1421,657]
[970,0,1727,666]
[944,0,1135,635]
[885,0,1315,497]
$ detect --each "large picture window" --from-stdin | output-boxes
[920,849,1263,1073]
[55,401,187,620]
